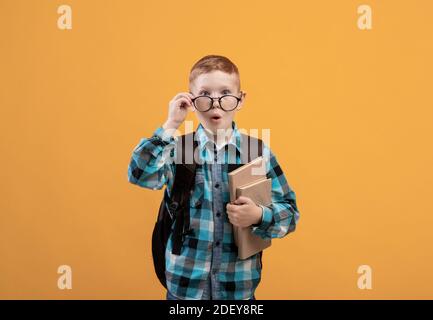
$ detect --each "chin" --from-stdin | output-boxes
[206,120,230,132]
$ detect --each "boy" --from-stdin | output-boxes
[127,55,300,300]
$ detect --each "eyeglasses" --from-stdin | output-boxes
[191,93,242,112]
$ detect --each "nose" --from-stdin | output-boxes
[211,97,219,109]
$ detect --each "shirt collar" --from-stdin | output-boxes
[195,121,243,154]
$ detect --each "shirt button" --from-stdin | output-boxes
[214,183,219,188]
[215,240,220,247]
[216,212,221,217]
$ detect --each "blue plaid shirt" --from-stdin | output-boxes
[128,122,300,299]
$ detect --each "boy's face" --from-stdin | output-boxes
[189,70,246,134]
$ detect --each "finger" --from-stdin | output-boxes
[174,92,193,104]
[234,196,250,205]
[227,209,238,219]
[176,97,192,108]
[226,203,238,212]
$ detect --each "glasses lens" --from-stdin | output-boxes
[220,96,238,111]
[194,97,212,112]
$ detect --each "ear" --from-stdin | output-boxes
[236,91,246,110]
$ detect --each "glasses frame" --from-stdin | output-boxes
[191,91,243,112]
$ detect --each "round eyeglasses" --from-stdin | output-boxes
[191,93,242,112]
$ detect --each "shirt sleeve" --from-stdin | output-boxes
[127,126,176,192]
[251,146,300,239]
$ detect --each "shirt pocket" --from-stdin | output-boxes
[189,171,205,210]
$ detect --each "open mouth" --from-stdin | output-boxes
[210,115,222,121]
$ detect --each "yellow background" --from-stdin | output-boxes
[1,0,432,299]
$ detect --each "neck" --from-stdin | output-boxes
[203,126,234,147]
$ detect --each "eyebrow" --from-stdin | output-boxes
[197,87,232,94]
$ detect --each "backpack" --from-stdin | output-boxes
[151,131,264,289]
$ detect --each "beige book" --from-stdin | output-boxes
[228,157,272,259]
[228,156,265,248]
[228,156,266,201]
[235,178,272,259]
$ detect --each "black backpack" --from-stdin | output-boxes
[151,131,264,289]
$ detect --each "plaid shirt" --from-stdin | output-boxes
[128,122,300,299]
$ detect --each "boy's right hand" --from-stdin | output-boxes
[163,92,194,130]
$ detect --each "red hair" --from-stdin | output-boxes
[189,55,240,89]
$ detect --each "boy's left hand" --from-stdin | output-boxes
[226,196,262,228]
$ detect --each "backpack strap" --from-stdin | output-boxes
[227,134,263,172]
[169,132,199,255]
[244,134,263,161]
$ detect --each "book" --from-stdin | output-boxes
[228,156,272,259]
[228,156,265,201]
[236,178,272,259]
